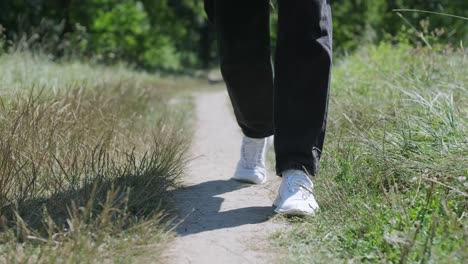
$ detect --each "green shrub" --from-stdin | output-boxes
[0,0,214,71]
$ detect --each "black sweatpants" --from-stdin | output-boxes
[204,0,332,176]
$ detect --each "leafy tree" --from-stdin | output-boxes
[1,0,466,69]
[0,0,214,70]
[330,0,468,53]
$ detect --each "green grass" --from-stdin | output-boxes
[0,52,201,263]
[274,43,467,263]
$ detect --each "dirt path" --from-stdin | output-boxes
[164,91,285,264]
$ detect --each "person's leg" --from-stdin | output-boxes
[274,0,333,176]
[205,0,274,138]
[204,0,274,184]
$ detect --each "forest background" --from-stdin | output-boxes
[1,0,467,71]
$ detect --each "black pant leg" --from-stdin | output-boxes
[274,0,333,176]
[207,0,274,138]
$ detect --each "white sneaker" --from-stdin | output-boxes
[232,136,268,184]
[274,169,319,216]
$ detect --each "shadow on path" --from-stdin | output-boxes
[170,179,276,236]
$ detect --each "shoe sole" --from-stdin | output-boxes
[233,168,267,184]
[232,176,267,185]
[274,208,317,216]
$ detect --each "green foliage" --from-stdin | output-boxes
[1,0,466,69]
[331,0,387,51]
[89,1,179,69]
[269,0,468,55]
[330,0,468,53]
[0,0,214,71]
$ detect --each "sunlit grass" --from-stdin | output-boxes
[0,52,199,263]
[274,43,467,263]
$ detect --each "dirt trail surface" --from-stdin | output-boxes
[164,91,284,264]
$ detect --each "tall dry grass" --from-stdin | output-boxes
[0,52,196,263]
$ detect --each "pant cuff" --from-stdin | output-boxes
[276,162,319,177]
[241,127,274,139]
